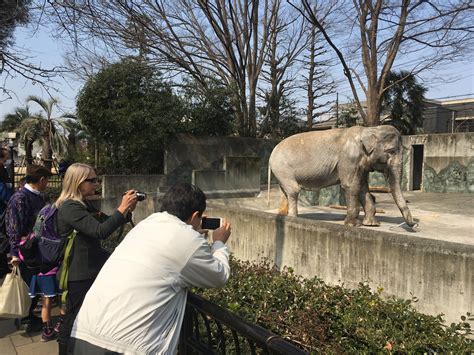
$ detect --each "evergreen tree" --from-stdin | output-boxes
[77,57,184,174]
[382,71,427,135]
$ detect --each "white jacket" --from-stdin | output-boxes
[71,212,230,354]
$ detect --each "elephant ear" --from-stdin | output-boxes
[361,131,377,156]
[381,133,400,152]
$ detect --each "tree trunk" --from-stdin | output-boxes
[42,121,53,171]
[366,94,381,126]
[248,83,257,136]
[306,27,316,129]
[25,140,34,166]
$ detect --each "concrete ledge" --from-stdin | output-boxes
[206,203,473,325]
[203,189,260,199]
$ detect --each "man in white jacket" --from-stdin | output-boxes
[69,182,232,354]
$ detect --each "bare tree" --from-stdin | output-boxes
[258,0,306,137]
[300,1,337,129]
[47,0,282,137]
[1,1,66,101]
[291,0,474,126]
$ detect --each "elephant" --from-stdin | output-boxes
[268,125,414,227]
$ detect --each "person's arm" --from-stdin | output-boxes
[60,200,126,240]
[180,238,230,289]
[6,196,27,258]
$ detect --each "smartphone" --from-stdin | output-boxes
[201,217,222,230]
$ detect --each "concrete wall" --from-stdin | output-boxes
[205,204,473,325]
[402,133,474,192]
[164,134,278,185]
[192,156,261,197]
[101,175,167,198]
[98,195,159,224]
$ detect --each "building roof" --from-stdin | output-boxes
[424,97,474,111]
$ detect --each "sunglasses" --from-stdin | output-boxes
[84,177,99,184]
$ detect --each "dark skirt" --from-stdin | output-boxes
[28,274,61,298]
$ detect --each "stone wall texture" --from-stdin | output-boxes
[164,134,279,186]
[402,133,474,193]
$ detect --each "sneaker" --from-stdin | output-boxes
[41,327,57,342]
[54,318,63,334]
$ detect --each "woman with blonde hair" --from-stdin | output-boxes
[55,163,137,355]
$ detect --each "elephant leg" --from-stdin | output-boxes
[343,187,361,227]
[287,190,300,217]
[278,187,289,215]
[360,182,379,226]
[277,182,300,217]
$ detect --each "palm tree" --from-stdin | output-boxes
[1,106,30,132]
[382,71,427,135]
[26,96,74,170]
[1,106,39,165]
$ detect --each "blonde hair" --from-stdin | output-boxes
[55,163,95,207]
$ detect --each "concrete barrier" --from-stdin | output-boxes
[192,170,227,192]
[101,175,167,198]
[192,156,261,198]
[206,203,473,325]
[224,156,260,191]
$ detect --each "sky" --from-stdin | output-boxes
[0,24,473,121]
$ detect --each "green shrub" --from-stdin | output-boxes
[197,257,473,353]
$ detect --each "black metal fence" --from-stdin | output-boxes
[13,173,63,190]
[179,292,307,355]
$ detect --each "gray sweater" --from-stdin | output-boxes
[57,200,126,282]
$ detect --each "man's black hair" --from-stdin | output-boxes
[25,165,51,184]
[160,182,206,221]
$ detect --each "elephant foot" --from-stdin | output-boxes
[277,207,288,216]
[362,216,380,227]
[278,200,289,215]
[344,218,361,227]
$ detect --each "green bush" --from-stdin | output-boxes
[197,257,473,353]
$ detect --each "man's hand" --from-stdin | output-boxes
[212,219,231,244]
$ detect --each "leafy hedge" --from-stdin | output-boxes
[198,257,473,353]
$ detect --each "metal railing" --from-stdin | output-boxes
[179,292,307,355]
[13,173,63,190]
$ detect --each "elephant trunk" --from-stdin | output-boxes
[387,164,414,227]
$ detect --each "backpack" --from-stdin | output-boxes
[19,204,68,275]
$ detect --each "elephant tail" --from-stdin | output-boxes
[267,163,272,207]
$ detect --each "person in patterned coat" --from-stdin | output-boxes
[6,164,51,332]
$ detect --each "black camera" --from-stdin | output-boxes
[136,191,147,201]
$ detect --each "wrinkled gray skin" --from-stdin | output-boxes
[269,125,414,227]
